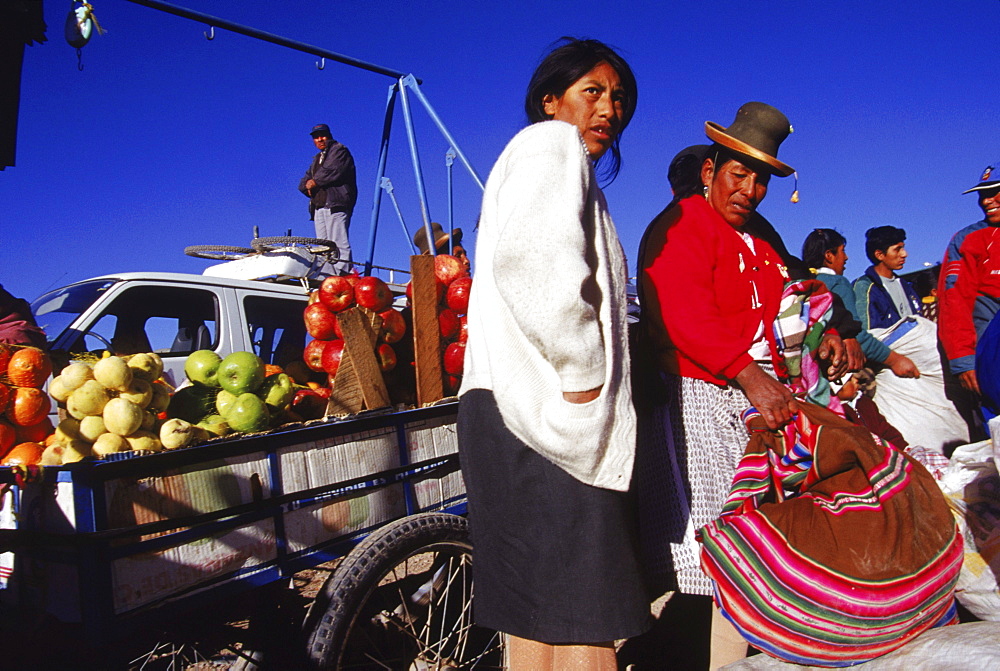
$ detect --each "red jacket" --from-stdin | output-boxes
[639,195,788,385]
[937,220,1000,374]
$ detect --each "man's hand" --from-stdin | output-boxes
[886,351,920,379]
[305,178,318,195]
[563,386,602,404]
[843,338,864,372]
[816,333,849,379]
[958,369,980,395]
[734,363,796,429]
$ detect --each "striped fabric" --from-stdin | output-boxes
[698,280,963,667]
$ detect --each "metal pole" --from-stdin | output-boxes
[363,83,399,276]
[123,0,415,80]
[403,75,485,191]
[381,178,419,255]
[398,77,435,255]
[445,148,456,254]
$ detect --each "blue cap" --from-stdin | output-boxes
[963,161,1000,194]
[309,123,332,137]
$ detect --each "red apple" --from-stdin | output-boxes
[322,339,346,376]
[314,386,332,399]
[457,315,469,344]
[445,374,462,395]
[318,275,355,313]
[379,309,407,344]
[354,276,394,312]
[304,302,339,340]
[443,342,466,376]
[308,290,320,305]
[376,343,397,372]
[291,389,327,420]
[446,276,472,314]
[304,339,327,372]
[434,254,468,289]
[438,308,461,340]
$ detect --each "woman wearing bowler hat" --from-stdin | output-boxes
[638,102,850,666]
[413,221,471,273]
[458,38,649,669]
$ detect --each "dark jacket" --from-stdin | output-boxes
[298,140,358,217]
[852,266,922,331]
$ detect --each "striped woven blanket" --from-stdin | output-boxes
[699,279,963,667]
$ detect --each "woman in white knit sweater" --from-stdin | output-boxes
[458,38,648,669]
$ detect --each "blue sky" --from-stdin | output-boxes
[3,0,997,305]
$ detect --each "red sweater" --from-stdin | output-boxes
[639,196,788,385]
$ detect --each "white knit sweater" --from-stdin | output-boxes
[459,121,636,491]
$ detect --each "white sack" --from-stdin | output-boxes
[870,316,968,454]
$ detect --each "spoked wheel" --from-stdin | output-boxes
[184,244,258,260]
[303,513,506,670]
[251,236,340,260]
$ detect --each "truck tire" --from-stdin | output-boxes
[184,244,258,260]
[303,512,506,670]
[250,236,340,259]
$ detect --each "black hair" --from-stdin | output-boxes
[801,228,847,269]
[865,226,906,264]
[667,145,708,200]
[524,37,638,183]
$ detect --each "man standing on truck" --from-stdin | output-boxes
[299,123,357,276]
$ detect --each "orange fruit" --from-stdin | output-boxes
[15,417,53,444]
[0,382,9,414]
[0,420,15,457]
[2,442,44,466]
[264,364,284,377]
[7,347,53,388]
[5,387,51,427]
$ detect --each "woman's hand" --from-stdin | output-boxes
[734,363,797,429]
[563,386,602,404]
[958,370,980,395]
[816,333,850,379]
[886,351,920,378]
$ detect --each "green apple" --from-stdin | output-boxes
[217,351,265,395]
[166,384,217,423]
[197,414,231,437]
[184,349,223,387]
[260,373,295,411]
[226,393,270,433]
[216,389,238,417]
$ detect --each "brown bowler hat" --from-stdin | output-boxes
[413,221,463,255]
[705,102,795,177]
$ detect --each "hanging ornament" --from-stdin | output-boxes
[64,2,105,48]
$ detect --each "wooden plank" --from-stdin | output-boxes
[411,255,444,405]
[333,307,389,411]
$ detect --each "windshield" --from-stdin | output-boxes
[31,279,117,345]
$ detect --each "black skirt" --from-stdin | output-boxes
[458,389,651,644]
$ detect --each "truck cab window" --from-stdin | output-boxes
[67,285,219,357]
[244,295,307,367]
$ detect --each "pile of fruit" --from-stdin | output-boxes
[45,352,170,463]
[167,350,298,447]
[428,255,471,395]
[302,275,404,383]
[0,345,56,466]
